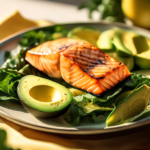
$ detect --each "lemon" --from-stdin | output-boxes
[122,0,150,28]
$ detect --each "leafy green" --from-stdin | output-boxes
[19,25,67,48]
[0,68,23,101]
[0,129,20,150]
[64,94,114,126]
[1,46,27,70]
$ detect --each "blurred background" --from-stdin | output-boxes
[0,0,150,28]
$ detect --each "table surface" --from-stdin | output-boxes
[0,0,91,23]
[1,1,150,150]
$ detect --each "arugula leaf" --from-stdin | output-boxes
[67,104,85,126]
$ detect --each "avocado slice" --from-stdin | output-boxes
[106,52,134,71]
[17,75,72,118]
[113,28,150,58]
[96,29,115,52]
[114,90,134,106]
[135,50,150,69]
[113,29,137,57]
[112,109,150,125]
[67,26,101,45]
[106,84,150,126]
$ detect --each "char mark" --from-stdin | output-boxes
[59,46,69,50]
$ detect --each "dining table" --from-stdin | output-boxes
[0,0,150,150]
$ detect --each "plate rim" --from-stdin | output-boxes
[1,109,150,135]
[1,21,150,135]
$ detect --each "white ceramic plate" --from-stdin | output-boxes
[0,22,150,135]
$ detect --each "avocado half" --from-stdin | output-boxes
[17,75,72,118]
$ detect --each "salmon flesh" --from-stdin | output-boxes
[25,38,131,96]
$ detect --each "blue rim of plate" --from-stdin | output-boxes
[0,21,150,135]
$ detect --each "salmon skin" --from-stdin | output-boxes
[25,38,131,96]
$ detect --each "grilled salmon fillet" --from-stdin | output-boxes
[25,38,131,96]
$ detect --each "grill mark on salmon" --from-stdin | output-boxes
[25,38,131,96]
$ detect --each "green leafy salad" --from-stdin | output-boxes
[0,25,150,127]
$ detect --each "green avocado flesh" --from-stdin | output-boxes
[113,29,136,57]
[135,50,150,69]
[103,28,150,69]
[96,29,115,52]
[17,75,72,117]
[67,26,101,45]
[106,84,150,126]
[112,28,150,69]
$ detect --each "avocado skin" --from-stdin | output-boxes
[20,100,70,118]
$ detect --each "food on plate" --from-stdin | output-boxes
[106,52,134,71]
[114,90,134,106]
[17,75,72,117]
[106,84,150,126]
[135,51,150,69]
[97,28,150,70]
[68,88,85,96]
[132,70,150,78]
[114,29,150,58]
[1,25,150,127]
[97,29,115,52]
[113,29,136,56]
[25,38,131,96]
[25,38,83,79]
[67,26,101,45]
